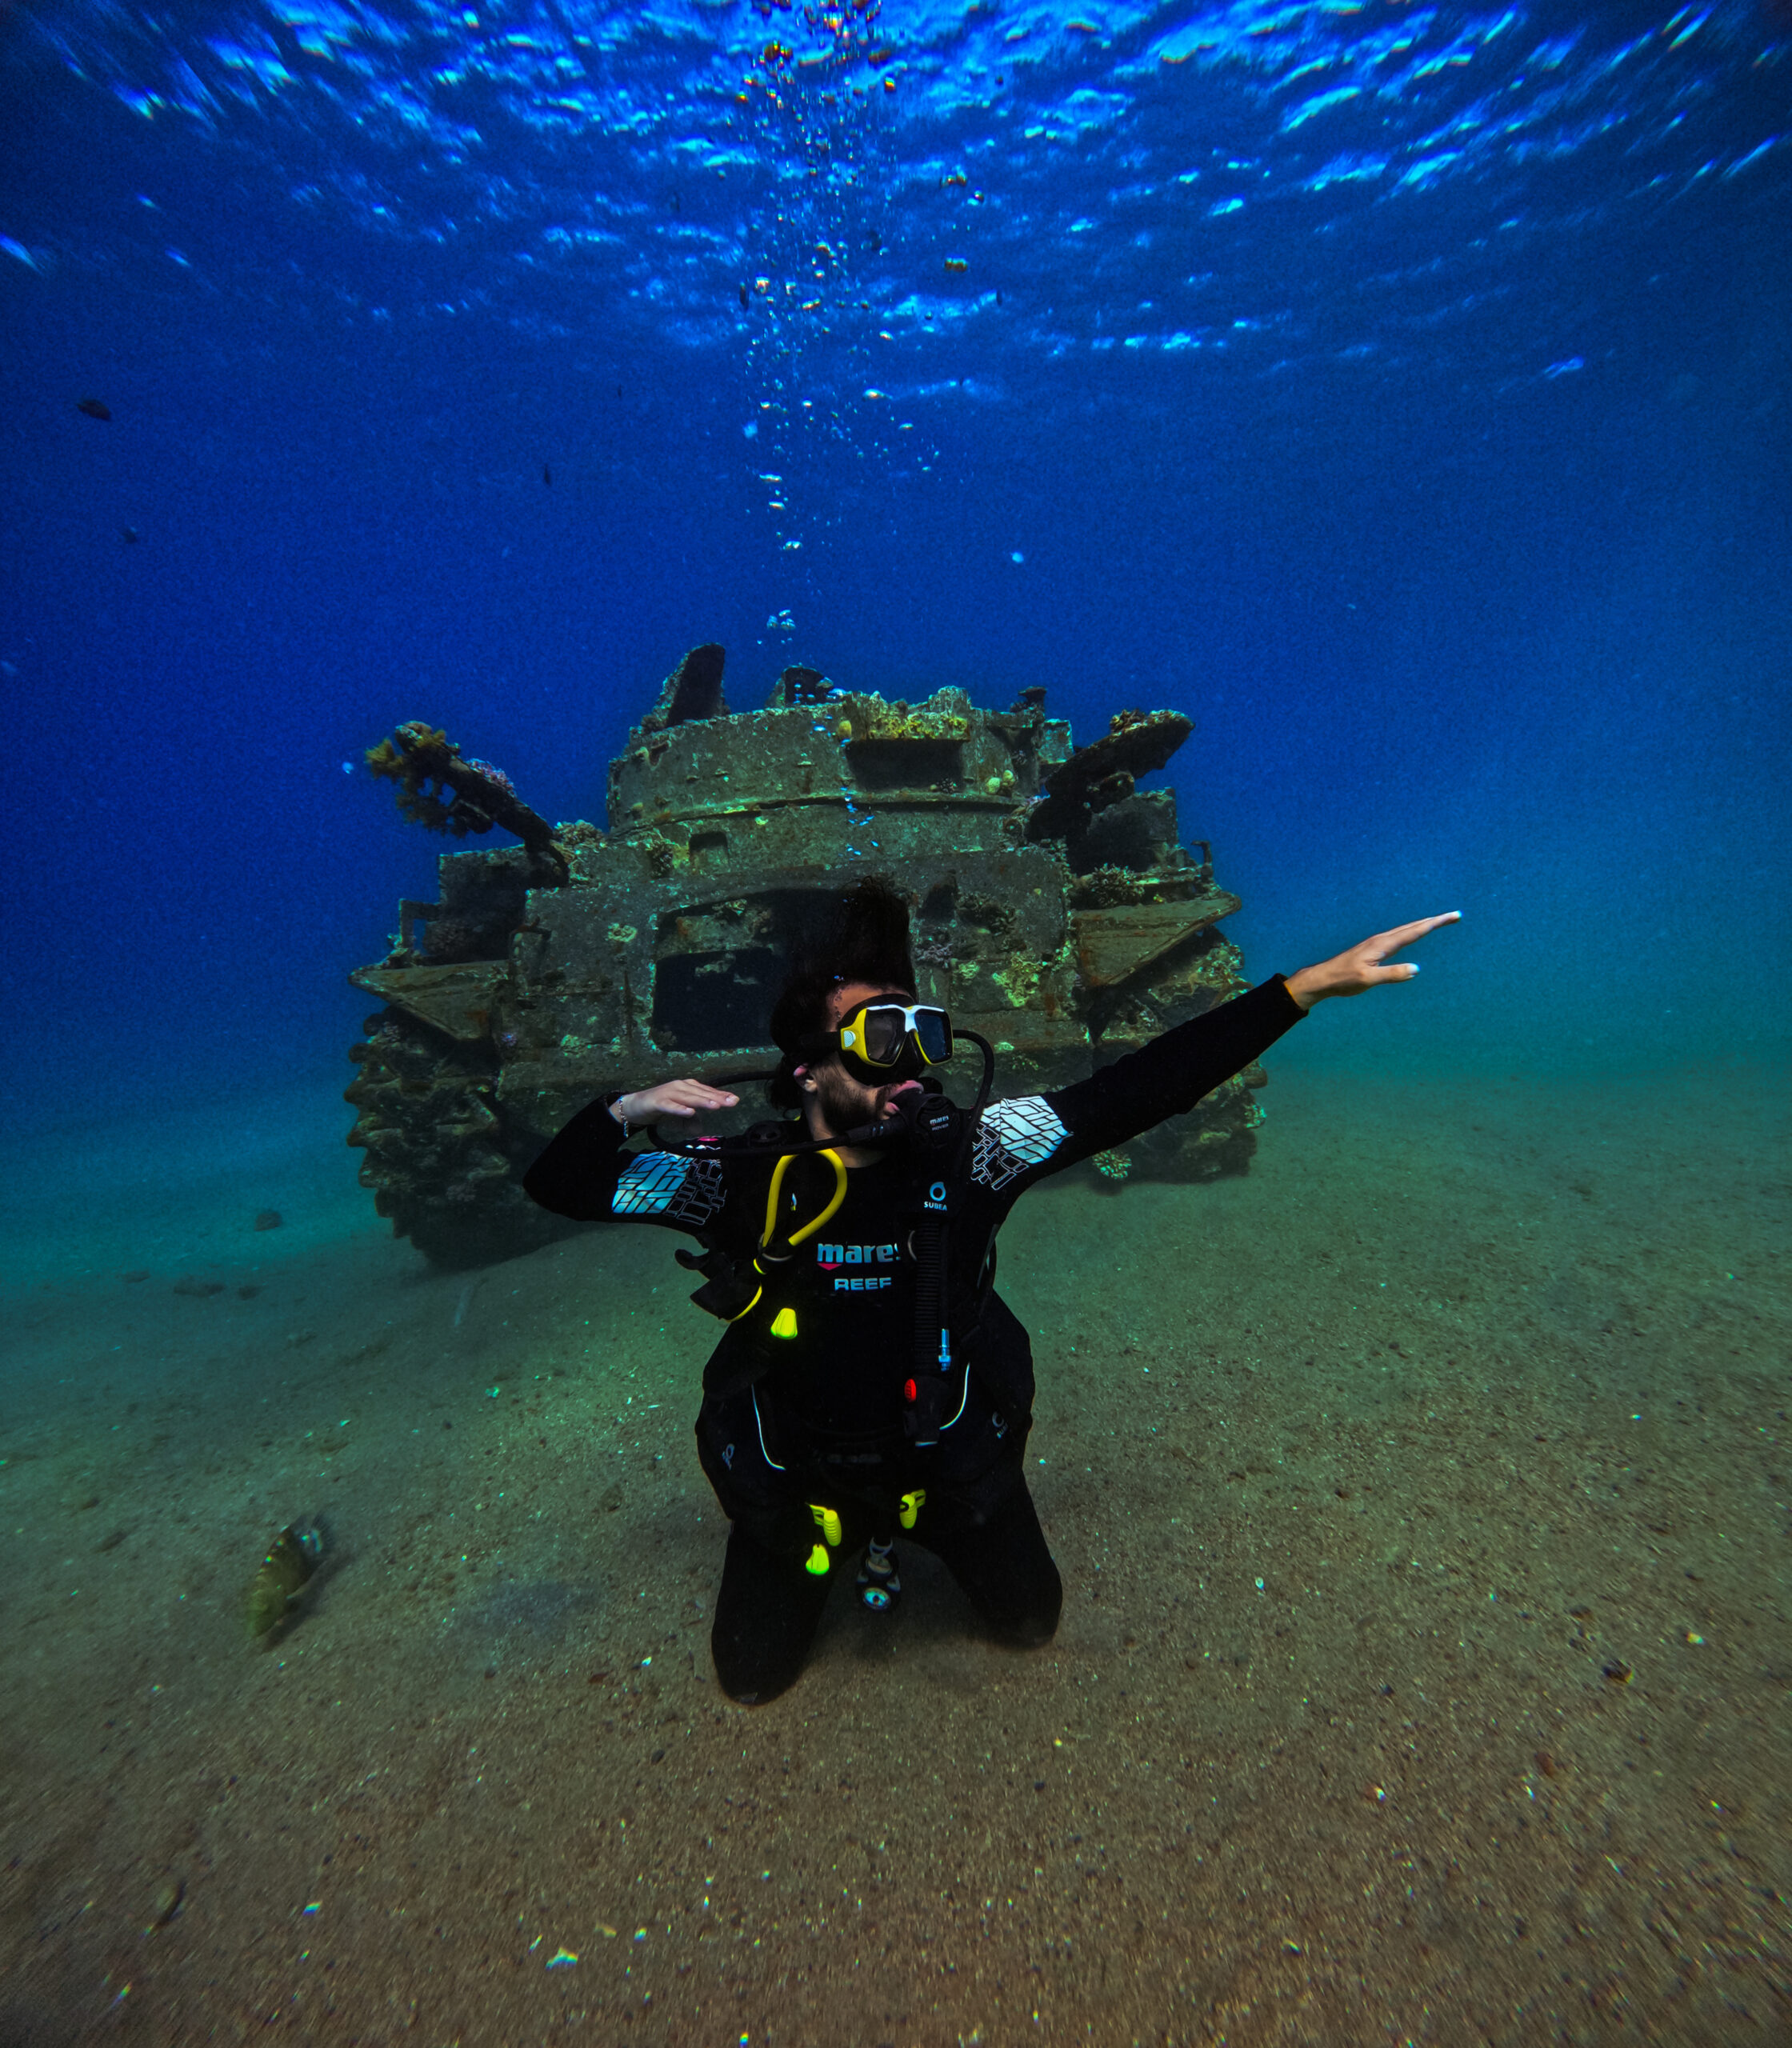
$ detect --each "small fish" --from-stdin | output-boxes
[542,462,552,486]
[77,398,112,420]
[120,526,140,544]
[738,282,749,308]
[246,1522,324,1640]
[145,1878,184,1933]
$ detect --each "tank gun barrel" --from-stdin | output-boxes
[364,723,568,885]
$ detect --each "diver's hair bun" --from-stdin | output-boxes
[765,878,917,1109]
[811,876,916,994]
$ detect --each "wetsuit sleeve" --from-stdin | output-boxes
[970,976,1306,1196]
[522,1092,730,1234]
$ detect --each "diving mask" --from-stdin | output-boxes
[812,1001,954,1082]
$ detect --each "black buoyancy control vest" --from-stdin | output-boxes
[678,1094,994,1446]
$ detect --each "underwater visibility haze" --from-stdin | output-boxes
[2,0,1789,2039]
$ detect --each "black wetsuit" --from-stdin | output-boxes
[524,974,1306,1701]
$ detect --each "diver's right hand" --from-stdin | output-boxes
[611,1079,740,1129]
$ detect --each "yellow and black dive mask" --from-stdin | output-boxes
[810,1002,954,1084]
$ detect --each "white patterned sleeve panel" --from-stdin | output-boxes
[611,1152,726,1227]
[971,1096,1070,1192]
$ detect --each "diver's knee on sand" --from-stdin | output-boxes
[710,1523,830,1704]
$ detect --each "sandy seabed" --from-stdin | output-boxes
[1,1059,1787,2048]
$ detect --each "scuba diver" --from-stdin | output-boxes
[524,881,1458,1704]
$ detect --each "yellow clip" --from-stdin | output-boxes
[899,1489,926,1530]
[810,1503,842,1546]
[804,1543,831,1575]
[769,1306,798,1339]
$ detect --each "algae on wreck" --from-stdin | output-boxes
[346,646,1263,1266]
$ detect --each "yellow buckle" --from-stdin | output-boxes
[898,1489,926,1530]
[810,1503,842,1547]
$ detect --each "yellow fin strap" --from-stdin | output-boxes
[769,1306,798,1339]
[804,1544,831,1575]
[899,1489,926,1530]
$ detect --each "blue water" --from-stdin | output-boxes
[3,0,1787,1127]
[3,10,1790,2037]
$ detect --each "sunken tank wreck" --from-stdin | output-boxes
[346,646,1268,1267]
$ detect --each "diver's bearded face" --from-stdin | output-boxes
[810,1056,896,1135]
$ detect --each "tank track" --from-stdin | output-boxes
[345,1008,567,1269]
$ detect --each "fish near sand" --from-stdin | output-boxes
[246,1522,324,1641]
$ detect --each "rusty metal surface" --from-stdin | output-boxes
[346,650,1266,1266]
[348,962,507,1042]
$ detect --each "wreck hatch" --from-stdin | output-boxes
[649,886,838,1052]
[652,948,784,1051]
[847,738,964,790]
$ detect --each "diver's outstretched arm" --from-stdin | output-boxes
[611,1078,739,1128]
[1285,912,1461,1010]
[523,1081,739,1225]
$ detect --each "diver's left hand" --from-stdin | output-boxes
[1285,912,1460,1010]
